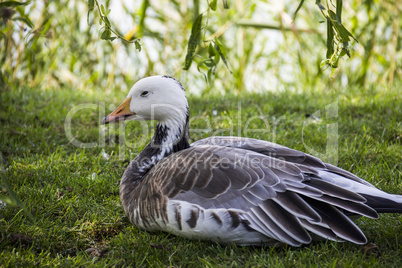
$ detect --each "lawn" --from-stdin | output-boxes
[1,82,401,267]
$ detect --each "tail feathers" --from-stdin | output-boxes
[363,194,402,213]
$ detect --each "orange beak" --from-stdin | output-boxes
[102,97,135,124]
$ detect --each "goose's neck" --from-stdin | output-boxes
[121,109,190,187]
[152,116,190,159]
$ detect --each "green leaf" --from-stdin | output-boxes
[336,0,343,24]
[0,31,7,42]
[326,17,334,59]
[100,28,111,40]
[183,14,203,70]
[101,4,106,15]
[88,0,94,11]
[138,0,149,37]
[315,0,325,11]
[208,43,215,57]
[222,0,229,9]
[204,59,216,68]
[12,16,34,28]
[210,43,220,65]
[135,40,141,51]
[214,37,231,73]
[209,0,218,11]
[103,16,111,27]
[197,61,208,82]
[207,68,214,85]
[0,1,30,8]
[342,42,350,57]
[293,0,305,21]
[106,9,111,16]
[109,37,117,41]
[328,10,357,42]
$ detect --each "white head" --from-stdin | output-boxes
[103,76,188,125]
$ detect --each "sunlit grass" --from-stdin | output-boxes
[0,82,401,266]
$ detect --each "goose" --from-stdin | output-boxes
[102,75,402,246]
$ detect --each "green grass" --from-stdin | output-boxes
[0,82,401,267]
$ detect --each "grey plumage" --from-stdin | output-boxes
[103,76,402,247]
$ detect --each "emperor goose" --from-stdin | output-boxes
[102,75,402,247]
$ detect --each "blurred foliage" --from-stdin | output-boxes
[0,0,401,94]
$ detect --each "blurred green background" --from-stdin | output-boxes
[1,0,400,94]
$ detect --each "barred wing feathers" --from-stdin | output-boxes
[142,142,379,246]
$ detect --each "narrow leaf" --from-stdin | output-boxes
[326,17,334,59]
[208,43,215,57]
[109,37,117,41]
[315,0,325,11]
[222,0,229,9]
[12,17,34,28]
[328,10,357,42]
[342,42,351,57]
[101,4,106,15]
[103,16,111,27]
[183,14,203,70]
[0,1,30,8]
[88,0,94,11]
[135,40,141,51]
[138,0,149,37]
[336,0,342,24]
[197,61,208,82]
[87,10,92,26]
[293,0,305,20]
[0,32,7,42]
[214,37,231,73]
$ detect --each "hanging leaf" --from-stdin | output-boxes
[183,14,203,70]
[135,40,142,51]
[293,0,305,21]
[315,0,325,11]
[214,37,231,73]
[12,17,34,28]
[138,0,149,37]
[336,0,342,24]
[0,32,7,42]
[88,0,94,11]
[222,0,229,9]
[103,16,111,27]
[326,17,334,59]
[100,28,111,40]
[109,37,117,41]
[328,10,357,42]
[197,61,209,83]
[209,0,218,11]
[0,1,30,8]
[101,4,106,15]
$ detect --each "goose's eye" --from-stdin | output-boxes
[140,91,149,97]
